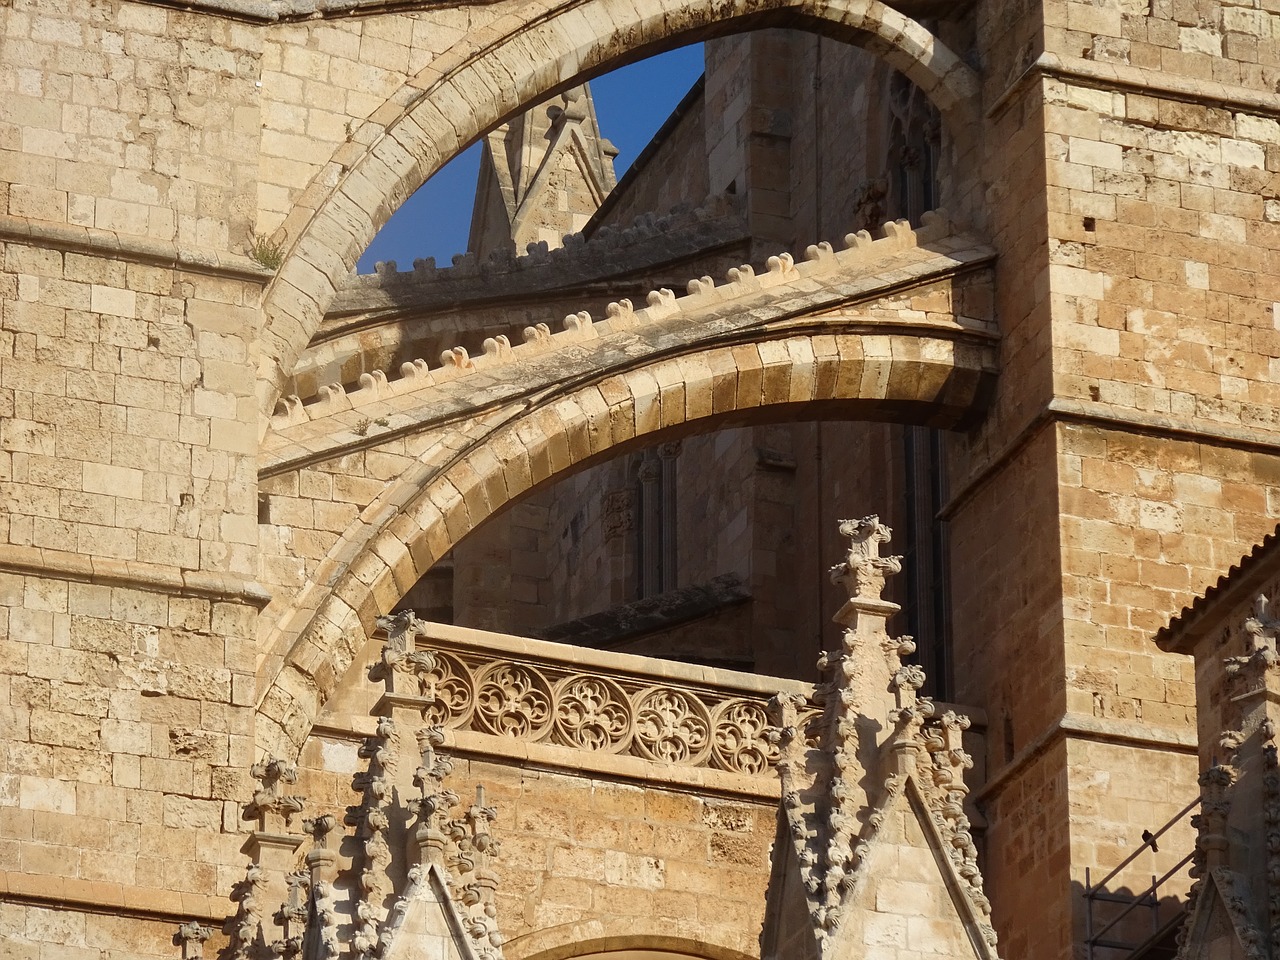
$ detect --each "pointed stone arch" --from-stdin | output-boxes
[509,929,758,960]
[255,319,996,758]
[255,0,981,421]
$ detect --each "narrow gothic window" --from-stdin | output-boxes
[886,71,941,224]
[902,426,951,698]
[634,443,680,598]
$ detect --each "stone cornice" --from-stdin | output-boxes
[311,721,786,800]
[129,0,972,24]
[262,214,996,473]
[972,711,1198,806]
[0,544,273,608]
[0,215,275,283]
[943,398,1280,523]
[0,870,226,924]
[1154,531,1280,655]
[990,51,1280,120]
[123,0,506,24]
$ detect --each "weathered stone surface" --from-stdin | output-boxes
[5,0,1280,957]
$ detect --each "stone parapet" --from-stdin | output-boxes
[325,195,748,318]
[354,615,820,788]
[267,211,994,444]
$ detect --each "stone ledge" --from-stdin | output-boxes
[382,618,821,699]
[262,225,997,469]
[325,196,748,319]
[973,711,1198,805]
[0,544,273,608]
[136,0,507,22]
[991,51,1280,119]
[310,720,785,801]
[0,870,226,923]
[0,214,275,282]
[943,398,1280,523]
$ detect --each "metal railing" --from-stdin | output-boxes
[1083,796,1200,960]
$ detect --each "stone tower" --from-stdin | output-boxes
[469,85,618,258]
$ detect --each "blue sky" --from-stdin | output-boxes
[356,44,706,273]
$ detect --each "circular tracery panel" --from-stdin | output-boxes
[633,687,712,766]
[473,662,554,740]
[710,699,777,774]
[552,674,633,753]
[418,651,476,729]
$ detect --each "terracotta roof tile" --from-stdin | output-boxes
[1154,523,1280,653]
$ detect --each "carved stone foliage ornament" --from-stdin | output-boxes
[368,622,809,776]
[1177,592,1280,960]
[204,724,507,960]
[764,517,1000,960]
[602,488,635,542]
[244,757,305,833]
[828,515,902,602]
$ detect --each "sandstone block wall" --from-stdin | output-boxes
[5,1,1278,959]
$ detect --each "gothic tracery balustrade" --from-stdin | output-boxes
[370,615,820,778]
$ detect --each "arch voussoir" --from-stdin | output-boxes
[675,354,715,421]
[786,339,819,402]
[597,375,640,441]
[515,416,556,486]
[562,396,602,463]
[538,404,581,474]
[371,534,417,596]
[810,334,842,399]
[624,368,665,436]
[573,384,616,456]
[463,444,514,517]
[426,477,473,544]
[653,366,689,431]
[450,456,497,526]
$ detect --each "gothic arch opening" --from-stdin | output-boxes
[391,418,945,688]
[256,6,987,760]
[258,306,996,756]
[513,941,755,960]
[255,0,980,421]
[274,46,957,694]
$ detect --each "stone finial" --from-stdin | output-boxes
[1194,764,1235,872]
[371,610,438,701]
[1234,594,1280,676]
[228,862,264,960]
[269,871,307,958]
[409,725,458,870]
[302,813,337,879]
[763,516,996,959]
[455,783,505,960]
[829,516,902,604]
[245,758,304,834]
[176,922,212,960]
[351,717,398,959]
[298,815,340,960]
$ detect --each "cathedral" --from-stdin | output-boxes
[2,0,1280,958]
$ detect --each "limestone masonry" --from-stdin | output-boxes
[4,0,1280,958]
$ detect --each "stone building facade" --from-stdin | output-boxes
[4,0,1280,958]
